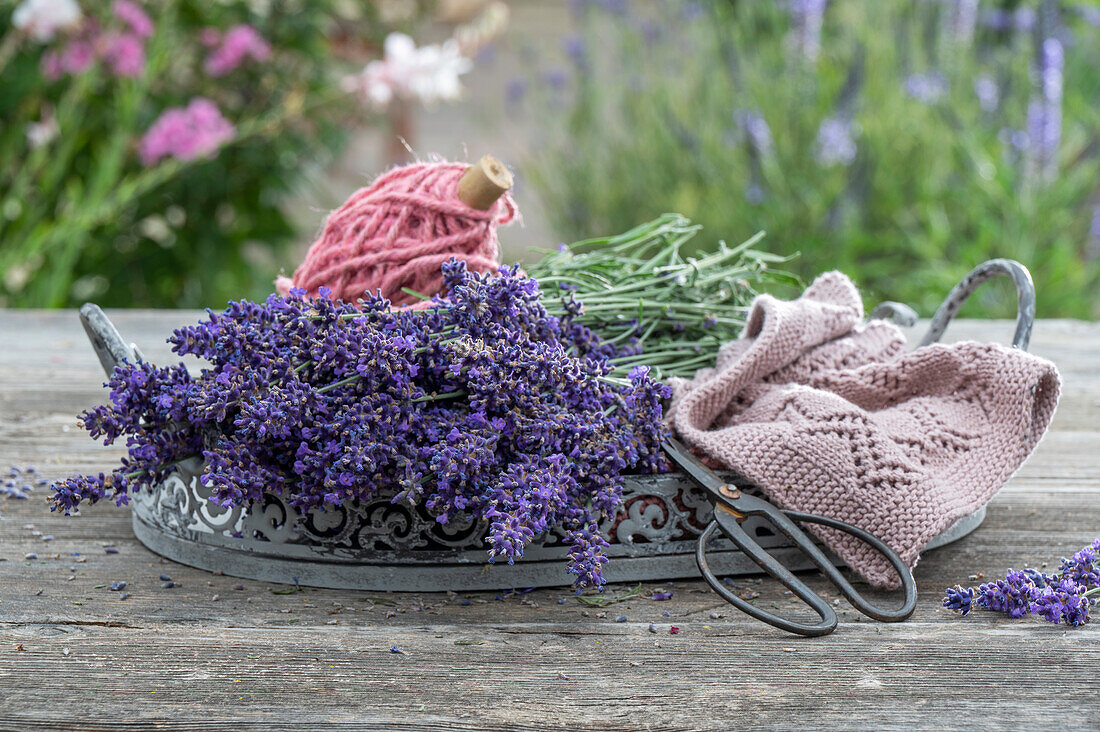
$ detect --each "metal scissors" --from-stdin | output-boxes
[662,438,918,637]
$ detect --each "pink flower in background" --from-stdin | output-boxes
[112,0,153,40]
[203,24,271,76]
[102,33,145,77]
[138,98,235,165]
[12,0,82,42]
[41,38,94,79]
[198,27,221,47]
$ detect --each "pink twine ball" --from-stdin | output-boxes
[275,160,517,308]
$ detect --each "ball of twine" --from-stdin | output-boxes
[275,159,517,307]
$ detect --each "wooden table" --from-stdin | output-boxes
[1,310,1097,731]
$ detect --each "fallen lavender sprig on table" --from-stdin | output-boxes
[943,539,1100,627]
[50,260,671,590]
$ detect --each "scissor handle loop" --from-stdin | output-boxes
[697,506,917,637]
[697,515,837,637]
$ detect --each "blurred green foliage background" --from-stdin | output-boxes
[0,0,443,309]
[511,0,1100,318]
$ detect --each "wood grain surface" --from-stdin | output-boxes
[0,310,1097,731]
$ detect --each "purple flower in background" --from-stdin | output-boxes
[543,67,568,90]
[1077,6,1100,27]
[745,184,765,205]
[138,97,235,165]
[786,0,827,63]
[569,0,627,17]
[204,24,272,77]
[1025,38,1063,184]
[681,1,705,22]
[904,72,949,104]
[815,116,856,167]
[637,19,662,45]
[973,75,999,112]
[113,1,153,40]
[102,33,146,77]
[733,109,773,157]
[1089,204,1100,259]
[946,0,979,44]
[505,77,528,106]
[982,7,1036,32]
[562,34,587,69]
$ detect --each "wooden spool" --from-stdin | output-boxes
[457,155,513,211]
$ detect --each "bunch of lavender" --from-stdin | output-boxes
[942,539,1100,627]
[50,261,671,589]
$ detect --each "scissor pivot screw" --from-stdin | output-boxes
[718,484,741,500]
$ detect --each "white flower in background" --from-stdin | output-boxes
[346,32,473,108]
[12,0,82,42]
[25,111,59,149]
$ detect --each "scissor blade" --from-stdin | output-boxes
[661,438,729,495]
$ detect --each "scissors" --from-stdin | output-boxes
[662,438,918,637]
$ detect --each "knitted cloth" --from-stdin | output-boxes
[669,272,1060,587]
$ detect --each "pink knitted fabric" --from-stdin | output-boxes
[275,161,517,308]
[669,271,1061,588]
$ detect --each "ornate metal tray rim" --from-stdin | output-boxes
[78,259,1034,591]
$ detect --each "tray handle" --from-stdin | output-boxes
[80,303,140,377]
[919,259,1034,351]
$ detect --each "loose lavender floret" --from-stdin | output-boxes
[942,585,973,615]
[942,539,1099,627]
[51,261,671,589]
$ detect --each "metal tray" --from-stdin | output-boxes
[79,259,1034,590]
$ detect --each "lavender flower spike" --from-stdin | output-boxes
[1025,37,1064,184]
[815,116,856,167]
[786,0,827,63]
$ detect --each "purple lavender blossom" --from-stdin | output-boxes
[973,75,999,112]
[733,109,773,157]
[1059,539,1100,587]
[786,0,827,63]
[680,1,705,22]
[976,570,1041,618]
[1025,38,1064,184]
[562,34,587,70]
[946,0,979,44]
[543,67,568,90]
[138,98,235,165]
[904,72,949,104]
[943,586,974,615]
[505,77,528,106]
[1033,578,1090,626]
[1077,6,1100,27]
[204,24,271,77]
[815,116,856,167]
[981,7,1036,32]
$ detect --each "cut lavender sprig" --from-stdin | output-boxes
[942,539,1099,627]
